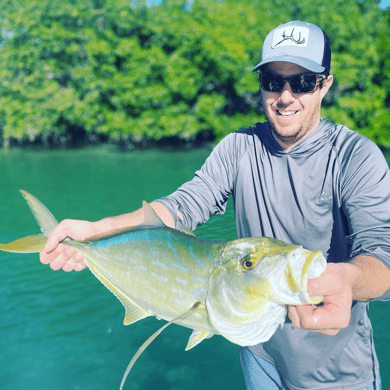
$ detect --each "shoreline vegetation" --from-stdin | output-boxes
[0,0,389,150]
[1,128,216,151]
[4,127,390,154]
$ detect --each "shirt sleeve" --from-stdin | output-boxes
[340,134,390,301]
[155,132,241,231]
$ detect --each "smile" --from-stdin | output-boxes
[277,110,298,116]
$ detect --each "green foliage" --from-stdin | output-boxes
[288,0,390,147]
[0,0,388,147]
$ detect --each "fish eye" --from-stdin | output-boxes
[241,256,255,270]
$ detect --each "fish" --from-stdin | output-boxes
[0,191,327,389]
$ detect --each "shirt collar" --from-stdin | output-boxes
[259,118,335,156]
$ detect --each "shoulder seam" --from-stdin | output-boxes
[233,126,259,189]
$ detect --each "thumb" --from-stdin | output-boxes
[306,263,348,298]
[43,222,71,253]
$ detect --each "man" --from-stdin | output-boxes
[41,21,390,389]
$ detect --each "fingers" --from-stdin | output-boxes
[40,244,87,272]
[48,246,77,271]
[61,252,88,272]
[43,223,70,254]
[288,304,345,335]
[287,262,353,335]
[39,220,89,272]
[288,286,352,336]
[306,262,352,299]
[74,259,88,272]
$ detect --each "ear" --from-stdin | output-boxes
[320,74,333,100]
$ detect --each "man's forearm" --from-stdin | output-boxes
[341,254,390,301]
[92,201,177,234]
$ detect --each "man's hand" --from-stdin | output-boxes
[289,255,390,335]
[39,201,176,273]
[40,219,96,272]
[288,263,353,335]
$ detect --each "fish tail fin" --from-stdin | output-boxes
[0,234,48,253]
[20,190,59,236]
[0,191,59,254]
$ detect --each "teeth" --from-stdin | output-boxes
[278,110,296,116]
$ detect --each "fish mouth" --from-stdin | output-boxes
[301,250,327,304]
[302,250,326,280]
[283,248,326,300]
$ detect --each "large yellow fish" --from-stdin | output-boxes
[0,191,326,389]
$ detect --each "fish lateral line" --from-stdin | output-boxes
[0,190,328,386]
[119,301,202,390]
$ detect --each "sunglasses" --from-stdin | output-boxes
[259,71,327,94]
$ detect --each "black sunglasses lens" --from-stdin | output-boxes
[260,73,319,93]
[290,74,318,93]
[260,73,285,92]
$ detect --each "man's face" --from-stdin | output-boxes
[261,62,333,151]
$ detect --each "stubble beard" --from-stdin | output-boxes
[265,103,321,151]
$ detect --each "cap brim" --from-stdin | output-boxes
[252,56,326,73]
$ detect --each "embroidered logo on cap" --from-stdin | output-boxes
[272,26,309,48]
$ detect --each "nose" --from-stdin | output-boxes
[278,82,295,105]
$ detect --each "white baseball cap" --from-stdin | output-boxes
[252,21,331,74]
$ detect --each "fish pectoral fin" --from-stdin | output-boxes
[185,330,213,351]
[0,234,47,253]
[120,302,202,390]
[124,305,150,325]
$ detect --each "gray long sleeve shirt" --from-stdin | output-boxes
[156,119,390,389]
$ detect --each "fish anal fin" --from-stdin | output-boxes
[124,305,150,325]
[0,234,47,253]
[87,262,152,324]
[185,329,213,351]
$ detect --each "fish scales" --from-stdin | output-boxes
[0,191,328,388]
[70,226,225,331]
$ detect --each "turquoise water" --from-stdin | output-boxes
[0,145,388,389]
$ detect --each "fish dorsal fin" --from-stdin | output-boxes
[175,221,196,237]
[185,329,213,351]
[119,302,202,390]
[141,200,166,227]
[20,190,59,236]
[142,200,196,237]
